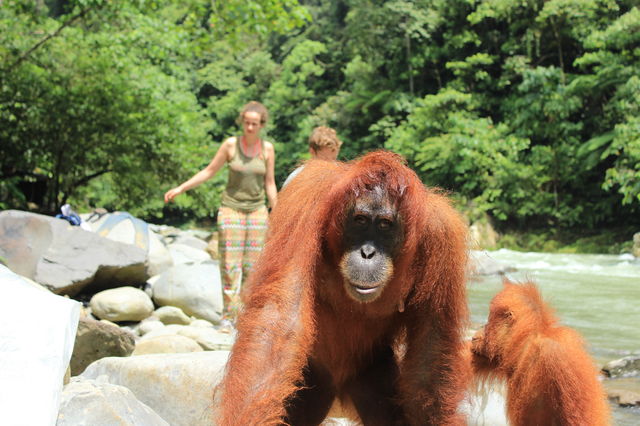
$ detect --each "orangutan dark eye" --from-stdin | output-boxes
[354,215,368,226]
[378,219,393,230]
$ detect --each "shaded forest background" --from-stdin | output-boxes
[1,0,639,250]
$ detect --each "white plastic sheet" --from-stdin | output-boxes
[0,265,80,426]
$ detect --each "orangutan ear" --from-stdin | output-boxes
[502,310,514,323]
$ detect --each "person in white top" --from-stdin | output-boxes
[282,126,343,188]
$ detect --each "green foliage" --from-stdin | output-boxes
[0,3,213,218]
[0,0,309,219]
[575,8,640,205]
[208,0,311,41]
[387,89,533,222]
[446,53,496,92]
[265,40,328,180]
[603,114,640,204]
[496,226,635,254]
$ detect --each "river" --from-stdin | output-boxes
[467,249,640,425]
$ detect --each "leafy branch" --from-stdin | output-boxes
[5,2,103,73]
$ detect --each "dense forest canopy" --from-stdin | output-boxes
[1,0,639,232]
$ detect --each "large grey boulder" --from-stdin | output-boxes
[152,261,223,324]
[80,351,229,426]
[57,377,169,425]
[176,325,234,351]
[82,212,174,276]
[0,210,147,296]
[0,264,80,426]
[164,233,209,251]
[167,243,212,265]
[70,316,136,376]
[181,228,213,242]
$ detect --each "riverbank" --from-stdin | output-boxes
[493,226,637,254]
[172,216,638,256]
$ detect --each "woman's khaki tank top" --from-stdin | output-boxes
[220,137,267,212]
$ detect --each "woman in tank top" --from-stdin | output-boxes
[164,101,277,329]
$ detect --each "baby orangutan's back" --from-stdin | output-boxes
[471,280,610,426]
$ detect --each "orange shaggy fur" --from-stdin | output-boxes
[471,280,610,426]
[216,151,470,425]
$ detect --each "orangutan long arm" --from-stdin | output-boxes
[216,279,314,425]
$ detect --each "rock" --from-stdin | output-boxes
[176,326,234,351]
[132,334,203,355]
[137,317,165,336]
[135,322,232,352]
[144,275,159,298]
[90,286,154,322]
[602,356,640,378]
[57,376,169,425]
[80,351,229,426]
[469,250,515,276]
[182,229,213,241]
[152,261,223,324]
[99,319,120,328]
[633,232,640,258]
[0,264,81,426]
[607,389,640,407]
[167,243,212,265]
[0,210,147,296]
[165,234,208,251]
[205,232,219,260]
[83,212,173,276]
[154,306,191,325]
[147,223,181,238]
[323,399,361,425]
[139,324,186,341]
[79,305,92,318]
[17,274,50,292]
[70,317,136,375]
[190,319,215,328]
[462,384,508,426]
[469,219,499,250]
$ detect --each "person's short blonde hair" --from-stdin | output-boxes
[309,126,342,151]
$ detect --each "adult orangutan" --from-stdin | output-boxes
[471,280,610,426]
[215,151,470,425]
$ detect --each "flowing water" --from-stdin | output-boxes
[467,249,640,425]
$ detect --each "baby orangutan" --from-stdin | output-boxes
[471,280,610,426]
